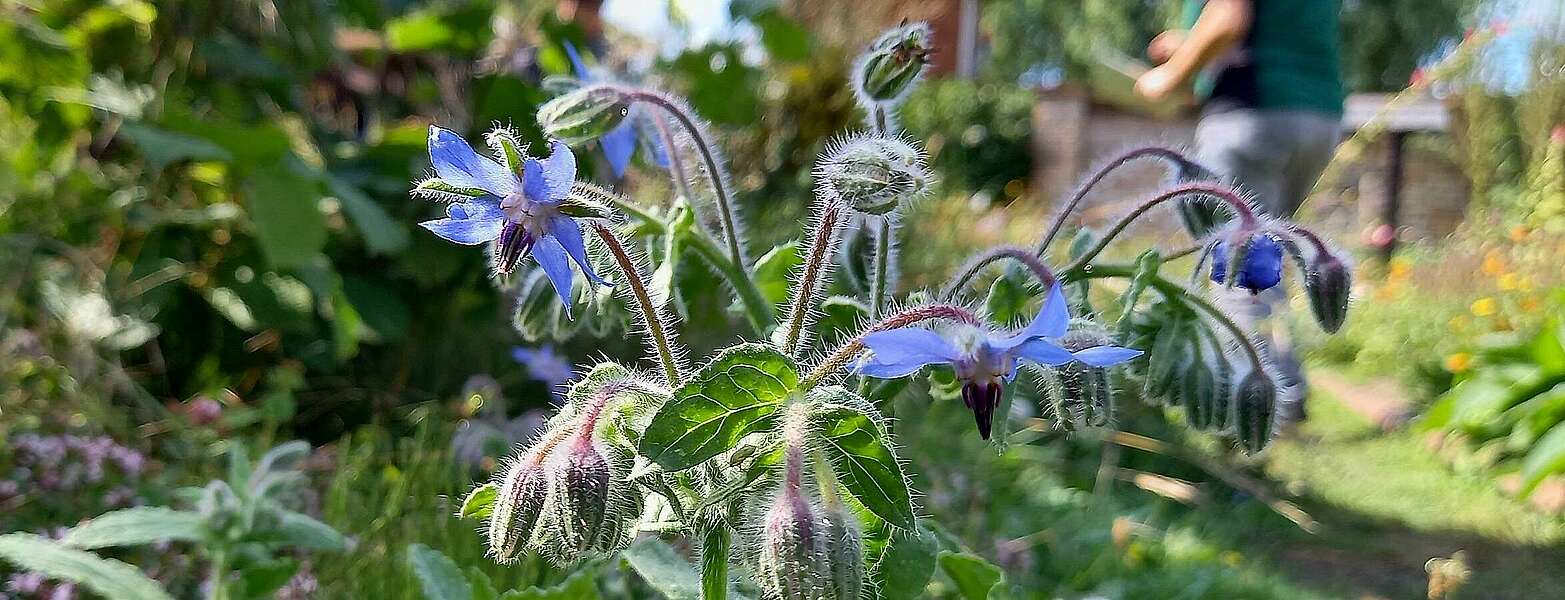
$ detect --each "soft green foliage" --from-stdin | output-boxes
[811,393,916,528]
[0,534,174,600]
[900,80,1035,200]
[59,507,207,549]
[639,344,799,470]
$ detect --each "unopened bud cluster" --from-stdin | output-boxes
[752,408,866,600]
[537,85,630,144]
[852,21,932,108]
[486,381,639,565]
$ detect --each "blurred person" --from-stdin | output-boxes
[1136,0,1345,424]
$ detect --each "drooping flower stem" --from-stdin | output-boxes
[940,244,1060,301]
[648,112,697,204]
[782,201,846,355]
[801,303,981,390]
[870,217,893,318]
[616,87,748,269]
[1064,183,1260,274]
[591,222,684,386]
[1035,144,1195,254]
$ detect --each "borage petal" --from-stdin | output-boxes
[548,216,606,286]
[995,283,1069,349]
[446,196,503,220]
[856,328,962,378]
[600,121,637,178]
[1011,338,1074,368]
[420,217,503,245]
[1072,346,1143,367]
[428,126,517,196]
[532,234,577,318]
[538,140,577,200]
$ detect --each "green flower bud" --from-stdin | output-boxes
[1173,158,1228,239]
[854,22,932,106]
[537,86,629,144]
[1233,371,1279,454]
[487,450,549,563]
[823,504,865,600]
[1304,254,1352,334]
[817,134,930,215]
[757,450,831,600]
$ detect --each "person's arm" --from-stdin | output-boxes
[1135,0,1253,101]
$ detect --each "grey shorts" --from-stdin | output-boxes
[1193,108,1341,218]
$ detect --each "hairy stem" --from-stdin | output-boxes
[649,111,697,204]
[591,223,684,385]
[782,201,845,355]
[619,88,748,268]
[685,226,774,335]
[1064,183,1259,274]
[870,218,893,318]
[941,244,1060,301]
[801,303,981,389]
[1035,144,1196,255]
[700,522,731,600]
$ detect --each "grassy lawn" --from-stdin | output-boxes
[1248,382,1565,599]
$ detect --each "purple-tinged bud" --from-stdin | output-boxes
[487,446,551,563]
[1211,233,1284,293]
[537,86,630,144]
[1233,371,1279,454]
[1304,254,1352,333]
[553,434,614,555]
[757,448,831,600]
[854,22,932,106]
[817,134,930,215]
[1172,158,1228,238]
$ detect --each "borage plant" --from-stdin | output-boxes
[417,22,1353,599]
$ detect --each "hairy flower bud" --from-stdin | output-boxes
[552,434,614,556]
[1233,371,1279,454]
[822,502,865,600]
[1304,253,1352,333]
[758,449,831,600]
[537,86,630,144]
[487,450,549,562]
[853,22,932,106]
[817,134,930,215]
[1172,159,1227,238]
[1055,324,1121,428]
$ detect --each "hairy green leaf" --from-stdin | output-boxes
[0,534,173,600]
[61,507,207,549]
[873,524,940,600]
[407,543,472,600]
[938,551,1005,600]
[640,344,798,471]
[811,391,916,529]
[459,482,498,521]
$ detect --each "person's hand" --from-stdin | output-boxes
[1135,64,1185,102]
[1147,30,1187,63]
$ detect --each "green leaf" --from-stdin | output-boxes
[407,543,472,600]
[459,482,498,521]
[498,570,600,600]
[811,389,915,529]
[873,524,940,600]
[938,551,1005,600]
[61,507,207,549]
[1522,421,1565,494]
[386,12,456,51]
[330,176,410,256]
[621,538,700,600]
[246,164,327,269]
[254,508,347,551]
[0,533,173,600]
[751,9,811,62]
[640,343,799,471]
[237,558,299,599]
[468,567,500,600]
[983,265,1032,327]
[118,122,232,170]
[751,241,801,306]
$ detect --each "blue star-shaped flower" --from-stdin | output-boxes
[419,126,606,314]
[1210,234,1284,293]
[856,285,1141,439]
[562,42,668,178]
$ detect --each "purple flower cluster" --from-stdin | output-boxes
[3,433,145,500]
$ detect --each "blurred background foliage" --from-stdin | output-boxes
[3,0,1565,597]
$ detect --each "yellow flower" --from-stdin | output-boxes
[1482,252,1506,276]
[1471,297,1498,317]
[1520,296,1541,312]
[1499,273,1520,290]
[1509,226,1530,242]
[1445,353,1472,373]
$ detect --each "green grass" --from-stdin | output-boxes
[1250,385,1565,599]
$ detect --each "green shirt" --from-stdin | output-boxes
[1182,0,1344,115]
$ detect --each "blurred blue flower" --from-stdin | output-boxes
[419,127,606,314]
[856,285,1141,438]
[563,41,668,178]
[513,344,573,391]
[1210,235,1284,293]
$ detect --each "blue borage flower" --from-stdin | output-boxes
[1209,233,1284,293]
[418,126,606,314]
[855,284,1142,439]
[563,42,668,178]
